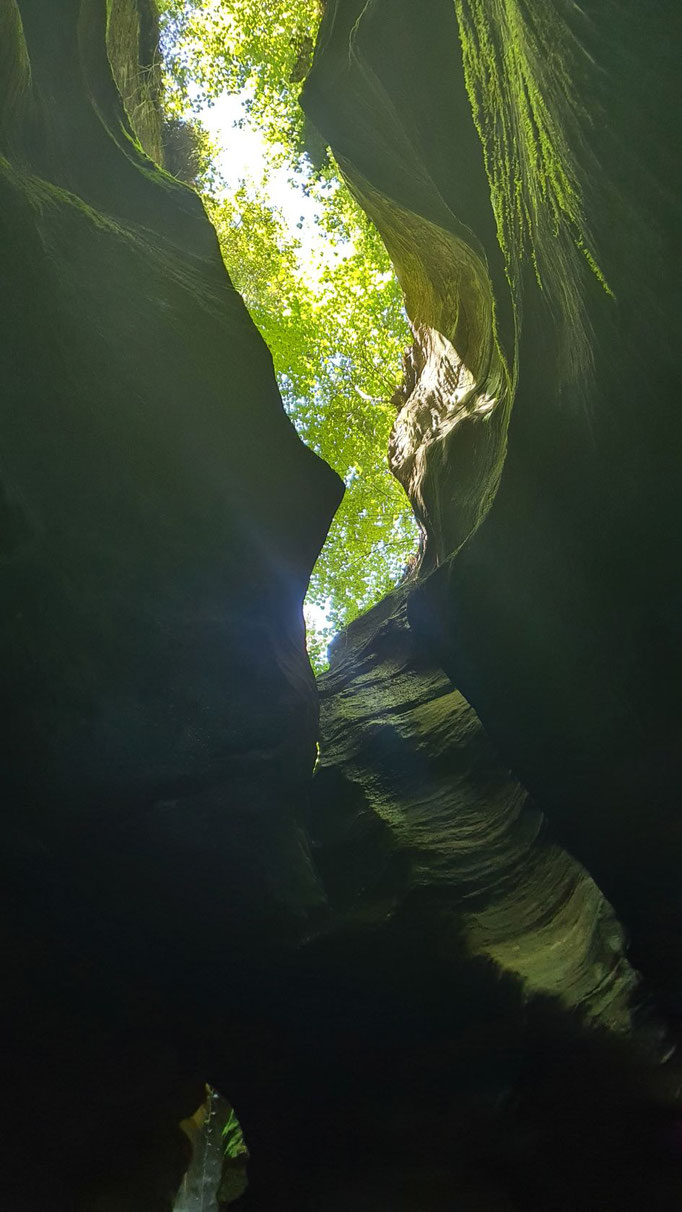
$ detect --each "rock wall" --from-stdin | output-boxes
[314,590,635,1030]
[278,591,676,1211]
[200,589,677,1210]
[0,2,341,1207]
[304,0,682,1006]
[291,1,682,1205]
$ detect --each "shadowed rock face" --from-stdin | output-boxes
[314,591,636,1030]
[0,1,342,1207]
[304,0,682,1005]
[206,593,677,1211]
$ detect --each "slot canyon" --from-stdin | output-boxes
[1,1,681,1208]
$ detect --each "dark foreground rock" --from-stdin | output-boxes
[1,1,341,1206]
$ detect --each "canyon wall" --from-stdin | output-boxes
[304,0,682,1005]
[0,2,341,1207]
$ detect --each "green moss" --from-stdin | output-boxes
[0,0,31,146]
[106,0,164,162]
[453,0,613,382]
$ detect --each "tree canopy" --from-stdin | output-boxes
[158,0,322,151]
[158,0,419,667]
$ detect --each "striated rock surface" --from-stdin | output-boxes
[208,594,677,1211]
[314,589,635,1029]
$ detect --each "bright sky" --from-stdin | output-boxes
[199,90,353,289]
[200,94,300,209]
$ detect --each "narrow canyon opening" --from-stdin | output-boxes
[157,0,420,670]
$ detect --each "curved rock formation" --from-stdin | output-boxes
[304,0,682,1006]
[1,2,341,1207]
[315,590,635,1028]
